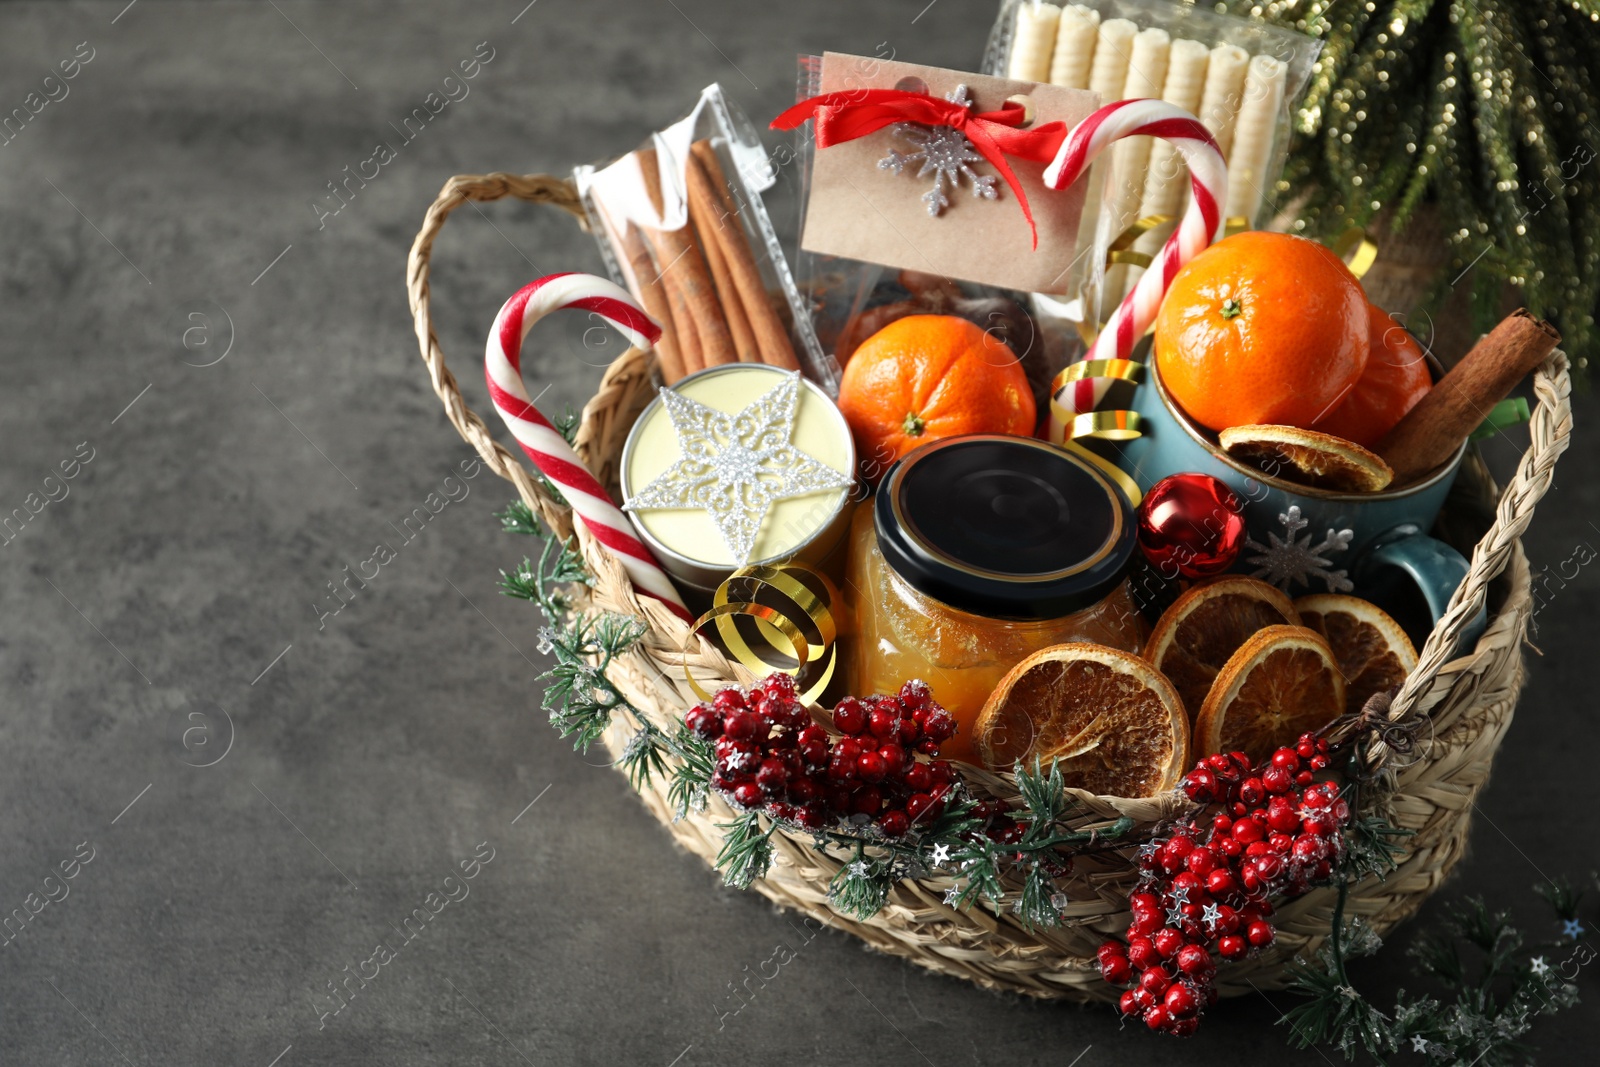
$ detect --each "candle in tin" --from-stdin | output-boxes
[621,365,857,592]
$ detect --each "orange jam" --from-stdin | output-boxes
[843,437,1148,765]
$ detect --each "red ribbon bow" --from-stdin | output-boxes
[771,87,1070,248]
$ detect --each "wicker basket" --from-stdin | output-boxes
[407,173,1574,1000]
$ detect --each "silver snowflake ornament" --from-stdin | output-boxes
[878,84,998,217]
[1243,505,1354,593]
[624,372,851,565]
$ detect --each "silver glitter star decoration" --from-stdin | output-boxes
[1201,902,1223,930]
[929,843,952,868]
[624,372,851,565]
[1243,505,1355,593]
[943,885,962,907]
[878,84,998,217]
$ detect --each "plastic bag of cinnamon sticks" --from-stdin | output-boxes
[574,84,832,390]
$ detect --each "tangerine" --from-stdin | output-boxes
[836,315,1035,479]
[1311,305,1432,447]
[1154,232,1369,432]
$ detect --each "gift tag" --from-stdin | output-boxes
[800,53,1098,295]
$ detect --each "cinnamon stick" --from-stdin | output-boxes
[618,222,687,383]
[685,161,759,361]
[689,140,801,371]
[636,146,735,370]
[1375,308,1560,484]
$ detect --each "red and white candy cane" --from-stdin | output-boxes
[486,272,692,623]
[1043,100,1229,433]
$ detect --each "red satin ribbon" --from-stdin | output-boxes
[772,88,1070,248]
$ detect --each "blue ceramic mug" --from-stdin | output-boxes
[1093,344,1483,649]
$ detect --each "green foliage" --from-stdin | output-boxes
[1281,757,1584,1065]
[715,810,775,890]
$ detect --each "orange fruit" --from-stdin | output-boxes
[1218,423,1394,493]
[1154,231,1369,432]
[1311,305,1433,447]
[1143,577,1301,721]
[1195,625,1346,762]
[973,644,1188,796]
[836,314,1036,480]
[1295,594,1418,715]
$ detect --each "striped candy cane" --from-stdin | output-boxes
[1044,100,1229,433]
[486,272,692,623]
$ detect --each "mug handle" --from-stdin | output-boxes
[1359,531,1487,653]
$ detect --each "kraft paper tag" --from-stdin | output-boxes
[801,53,1098,295]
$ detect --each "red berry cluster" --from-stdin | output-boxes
[1097,732,1352,1037]
[684,675,958,839]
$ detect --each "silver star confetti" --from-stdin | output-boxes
[929,843,952,867]
[847,859,871,879]
[1410,1035,1430,1053]
[1562,917,1586,939]
[1530,956,1550,976]
[1244,505,1354,593]
[943,885,962,907]
[625,372,851,565]
[1201,902,1223,929]
[878,84,999,217]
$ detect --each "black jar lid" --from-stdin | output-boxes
[877,435,1136,620]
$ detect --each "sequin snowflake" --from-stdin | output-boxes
[624,372,851,565]
[878,84,998,217]
[1243,505,1355,593]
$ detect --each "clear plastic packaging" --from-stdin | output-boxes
[789,55,1073,413]
[574,84,832,390]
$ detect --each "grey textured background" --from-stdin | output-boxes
[0,2,1594,1065]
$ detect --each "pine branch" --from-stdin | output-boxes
[715,810,775,890]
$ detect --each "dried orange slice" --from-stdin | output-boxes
[973,644,1188,797]
[1195,625,1346,762]
[1295,594,1418,714]
[1218,423,1394,493]
[1143,577,1301,721]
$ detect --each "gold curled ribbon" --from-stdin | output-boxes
[1045,358,1148,506]
[1330,226,1378,279]
[683,562,840,705]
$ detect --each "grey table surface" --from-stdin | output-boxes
[1,2,1594,1064]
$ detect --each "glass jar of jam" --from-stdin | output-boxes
[846,435,1147,765]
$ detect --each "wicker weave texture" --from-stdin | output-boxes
[407,174,1573,1000]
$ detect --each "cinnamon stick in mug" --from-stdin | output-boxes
[689,140,801,370]
[1376,308,1560,483]
[636,146,735,370]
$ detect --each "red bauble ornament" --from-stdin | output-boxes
[1136,474,1246,579]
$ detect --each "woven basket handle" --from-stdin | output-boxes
[1391,350,1573,718]
[406,172,600,542]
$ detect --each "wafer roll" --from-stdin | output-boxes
[1226,54,1288,223]
[1197,44,1250,159]
[1009,2,1062,83]
[1048,5,1099,90]
[1139,39,1211,220]
[1100,28,1172,300]
[1071,18,1140,294]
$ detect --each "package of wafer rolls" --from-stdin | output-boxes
[575,84,832,390]
[982,0,1321,338]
